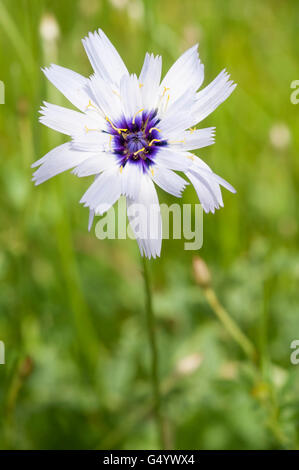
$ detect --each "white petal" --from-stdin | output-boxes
[158,89,197,136]
[159,45,204,109]
[186,170,220,214]
[193,69,236,123]
[190,153,236,195]
[120,74,143,121]
[88,209,95,231]
[32,142,89,185]
[188,155,223,207]
[186,149,236,212]
[72,153,117,177]
[151,165,188,197]
[87,74,122,123]
[120,163,142,199]
[168,127,215,151]
[139,53,162,110]
[80,168,121,214]
[71,127,112,152]
[127,175,162,259]
[156,147,191,171]
[211,172,236,193]
[82,29,128,86]
[39,102,103,136]
[42,64,91,112]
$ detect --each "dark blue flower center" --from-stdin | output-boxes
[107,110,167,171]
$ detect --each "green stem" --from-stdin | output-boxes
[141,256,166,449]
[204,287,257,362]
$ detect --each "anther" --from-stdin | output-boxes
[86,100,97,110]
[105,116,127,134]
[164,94,170,112]
[84,125,101,133]
[162,86,170,97]
[148,138,162,146]
[132,108,144,125]
[133,147,145,156]
[149,127,161,134]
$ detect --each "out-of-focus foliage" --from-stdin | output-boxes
[0,0,299,450]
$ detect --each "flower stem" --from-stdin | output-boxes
[203,287,257,362]
[141,256,166,449]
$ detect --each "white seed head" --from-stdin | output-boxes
[39,13,60,42]
[109,0,128,9]
[269,122,291,150]
[176,353,203,376]
[79,0,100,16]
[127,0,144,22]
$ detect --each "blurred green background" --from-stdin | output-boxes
[0,0,299,450]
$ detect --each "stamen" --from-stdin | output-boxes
[149,127,161,133]
[169,139,186,144]
[150,167,154,176]
[132,108,144,125]
[142,113,151,131]
[189,127,196,134]
[148,138,163,146]
[105,116,127,134]
[84,125,101,133]
[85,100,105,118]
[119,165,123,173]
[162,86,170,97]
[164,94,170,112]
[133,147,145,156]
[112,89,121,98]
[109,135,112,150]
[85,100,97,111]
[139,83,144,88]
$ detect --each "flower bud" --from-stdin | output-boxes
[192,256,211,288]
[176,353,203,376]
[19,356,34,379]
